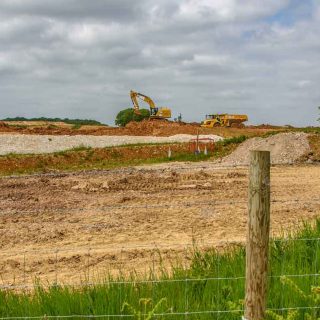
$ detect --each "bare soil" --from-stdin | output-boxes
[0,163,319,287]
[0,120,282,137]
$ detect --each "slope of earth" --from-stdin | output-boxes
[0,142,228,176]
[220,132,310,165]
[0,164,319,287]
[301,134,320,162]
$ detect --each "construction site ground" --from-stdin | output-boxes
[0,119,283,137]
[0,125,319,288]
[0,162,319,287]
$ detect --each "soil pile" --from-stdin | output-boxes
[124,120,200,136]
[220,132,310,165]
[0,120,202,136]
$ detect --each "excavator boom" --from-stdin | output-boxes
[130,90,171,119]
[130,91,142,115]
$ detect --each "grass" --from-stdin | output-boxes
[307,134,320,162]
[295,127,320,134]
[0,220,319,319]
[72,123,82,130]
[6,124,28,129]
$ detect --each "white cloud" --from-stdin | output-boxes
[0,0,319,126]
[178,0,290,22]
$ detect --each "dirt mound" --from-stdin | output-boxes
[0,120,202,136]
[124,120,201,136]
[220,132,310,165]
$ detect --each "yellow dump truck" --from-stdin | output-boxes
[201,114,248,128]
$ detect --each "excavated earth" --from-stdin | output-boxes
[0,120,281,137]
[0,163,319,287]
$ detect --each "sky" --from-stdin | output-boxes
[0,0,319,126]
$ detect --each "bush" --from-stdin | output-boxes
[115,108,150,127]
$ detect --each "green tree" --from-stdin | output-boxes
[115,108,150,127]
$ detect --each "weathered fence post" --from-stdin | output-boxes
[244,150,271,320]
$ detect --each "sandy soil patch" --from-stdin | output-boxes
[0,164,319,287]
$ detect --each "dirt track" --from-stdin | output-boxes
[0,163,319,287]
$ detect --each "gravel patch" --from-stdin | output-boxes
[220,132,310,165]
[0,133,223,155]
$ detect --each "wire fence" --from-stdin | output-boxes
[0,197,319,318]
[1,197,320,217]
[0,234,319,319]
[1,307,320,319]
[0,162,252,180]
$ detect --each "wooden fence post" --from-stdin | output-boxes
[244,150,271,320]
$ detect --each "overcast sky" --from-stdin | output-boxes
[0,0,319,126]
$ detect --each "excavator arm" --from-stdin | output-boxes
[129,90,171,119]
[130,90,157,115]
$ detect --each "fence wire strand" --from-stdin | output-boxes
[0,196,319,318]
[1,307,320,320]
[0,197,319,217]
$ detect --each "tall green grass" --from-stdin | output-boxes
[1,220,319,319]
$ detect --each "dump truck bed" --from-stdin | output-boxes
[215,114,248,121]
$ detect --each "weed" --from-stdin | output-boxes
[266,277,320,319]
[47,124,58,129]
[0,142,235,176]
[70,145,92,152]
[122,298,168,319]
[7,124,28,129]
[72,124,82,130]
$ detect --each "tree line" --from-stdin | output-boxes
[2,117,103,126]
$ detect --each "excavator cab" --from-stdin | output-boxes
[150,107,159,116]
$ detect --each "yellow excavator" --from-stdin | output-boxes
[130,90,171,119]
